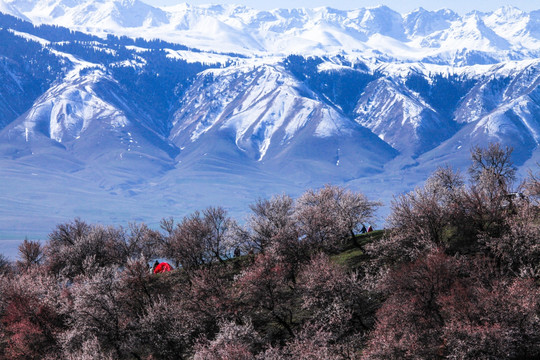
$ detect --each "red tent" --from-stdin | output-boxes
[154,262,173,274]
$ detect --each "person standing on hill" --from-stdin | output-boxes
[367,225,373,233]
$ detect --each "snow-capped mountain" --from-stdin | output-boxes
[484,6,540,46]
[454,60,540,124]
[0,3,540,249]
[1,0,169,28]
[170,63,396,181]
[0,67,179,187]
[403,8,458,37]
[1,0,540,62]
[353,77,457,156]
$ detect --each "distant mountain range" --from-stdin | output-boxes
[0,0,539,248]
[1,0,540,61]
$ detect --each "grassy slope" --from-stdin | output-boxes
[331,230,385,269]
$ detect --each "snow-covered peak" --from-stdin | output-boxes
[492,5,526,19]
[404,7,458,37]
[420,12,511,53]
[484,6,540,47]
[0,0,30,19]
[1,0,44,13]
[2,0,169,28]
[1,0,540,63]
[355,5,405,40]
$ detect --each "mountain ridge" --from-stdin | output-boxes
[1,0,539,62]
[0,4,539,242]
